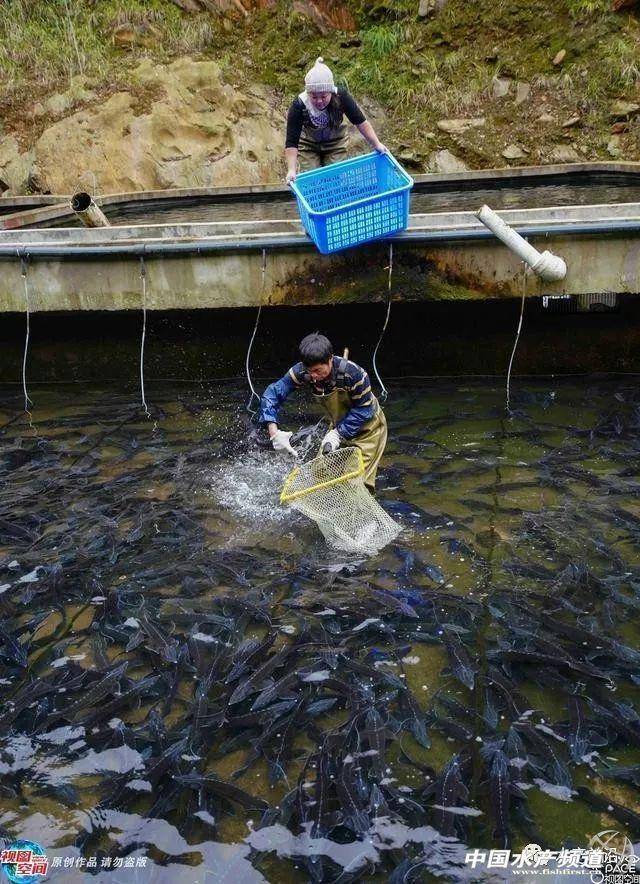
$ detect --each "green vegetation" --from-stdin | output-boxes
[0,0,213,93]
[0,0,638,167]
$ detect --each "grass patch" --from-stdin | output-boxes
[0,0,638,169]
[0,0,218,95]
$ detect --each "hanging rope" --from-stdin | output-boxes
[245,248,266,415]
[506,264,529,414]
[20,254,33,413]
[372,241,393,403]
[139,256,150,417]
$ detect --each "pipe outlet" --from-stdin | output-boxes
[476,204,567,281]
[70,192,110,228]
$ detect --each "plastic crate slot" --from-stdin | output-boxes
[290,152,413,255]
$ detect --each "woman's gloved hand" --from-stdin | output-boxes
[271,429,298,457]
[321,428,341,453]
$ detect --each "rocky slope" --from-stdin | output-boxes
[0,58,284,194]
[0,0,638,195]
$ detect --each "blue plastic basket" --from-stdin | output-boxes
[290,152,414,254]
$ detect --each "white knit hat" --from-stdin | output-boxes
[304,57,335,93]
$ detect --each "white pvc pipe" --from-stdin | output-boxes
[476,204,567,281]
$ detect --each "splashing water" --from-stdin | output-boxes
[208,421,324,525]
[208,449,294,524]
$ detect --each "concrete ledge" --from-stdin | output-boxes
[2,162,640,230]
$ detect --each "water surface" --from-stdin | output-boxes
[1,378,639,881]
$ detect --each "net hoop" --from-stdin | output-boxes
[280,447,364,504]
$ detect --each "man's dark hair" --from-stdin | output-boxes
[299,332,333,366]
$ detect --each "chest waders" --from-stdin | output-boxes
[313,385,387,491]
[298,119,349,171]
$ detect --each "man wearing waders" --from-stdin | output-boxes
[259,333,387,492]
[284,57,387,185]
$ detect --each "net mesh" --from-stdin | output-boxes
[280,447,401,554]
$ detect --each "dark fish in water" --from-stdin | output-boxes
[225,632,277,684]
[389,856,433,884]
[336,754,370,835]
[434,714,473,744]
[436,691,483,728]
[489,649,611,683]
[393,547,416,581]
[43,661,130,727]
[514,721,572,788]
[0,677,63,734]
[382,500,446,530]
[588,700,640,746]
[599,764,640,788]
[430,754,469,836]
[440,536,478,559]
[399,688,432,749]
[138,614,180,664]
[503,559,556,580]
[577,786,640,836]
[443,631,476,690]
[264,696,307,785]
[483,687,500,731]
[482,743,511,848]
[371,589,419,619]
[250,671,298,712]
[76,674,163,729]
[228,644,292,706]
[174,773,270,811]
[0,627,29,668]
[423,563,445,584]
[362,707,390,777]
[34,781,80,807]
[540,613,640,667]
[566,696,590,764]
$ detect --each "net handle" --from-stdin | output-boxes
[280,448,364,504]
[321,348,349,455]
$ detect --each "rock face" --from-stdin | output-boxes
[491,77,511,99]
[548,145,581,163]
[31,58,284,194]
[0,136,34,194]
[289,0,357,31]
[436,117,485,135]
[502,144,526,160]
[181,0,358,31]
[607,135,622,157]
[429,149,469,173]
[609,100,640,120]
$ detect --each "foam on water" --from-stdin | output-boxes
[246,818,510,881]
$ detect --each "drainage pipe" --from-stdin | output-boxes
[476,204,566,281]
[70,192,110,228]
[1,220,640,261]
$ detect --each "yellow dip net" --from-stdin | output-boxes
[280,447,401,554]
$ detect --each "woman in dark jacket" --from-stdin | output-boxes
[285,57,387,184]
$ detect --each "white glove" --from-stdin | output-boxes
[321,429,341,453]
[271,429,298,457]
